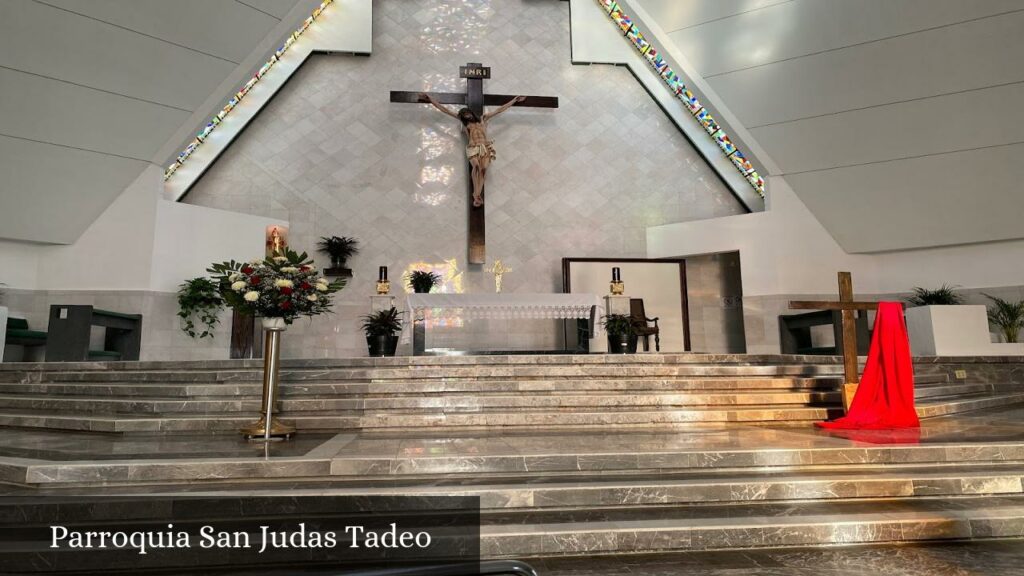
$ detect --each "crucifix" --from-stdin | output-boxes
[790,272,885,412]
[390,63,558,265]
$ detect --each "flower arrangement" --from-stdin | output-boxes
[208,249,344,324]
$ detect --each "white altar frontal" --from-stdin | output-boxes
[404,293,603,355]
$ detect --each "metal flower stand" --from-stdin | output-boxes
[241,318,295,441]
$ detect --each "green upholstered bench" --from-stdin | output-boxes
[45,305,142,362]
[5,317,47,347]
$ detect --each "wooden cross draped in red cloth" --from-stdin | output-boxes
[789,272,880,411]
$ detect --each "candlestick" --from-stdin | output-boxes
[612,267,621,282]
[379,266,388,281]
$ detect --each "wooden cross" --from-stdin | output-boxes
[790,272,881,411]
[390,63,558,265]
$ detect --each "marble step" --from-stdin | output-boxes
[0,391,841,414]
[478,497,1024,557]
[0,374,950,398]
[30,364,848,383]
[11,438,1024,487]
[144,466,1024,509]
[0,395,1016,435]
[0,377,852,396]
[0,354,843,372]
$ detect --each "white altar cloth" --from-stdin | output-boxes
[402,293,604,351]
[406,293,602,319]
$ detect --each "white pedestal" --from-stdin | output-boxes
[605,295,631,316]
[906,305,1024,356]
[370,295,396,313]
[0,306,7,362]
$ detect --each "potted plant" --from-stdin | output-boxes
[602,314,637,354]
[903,284,975,355]
[317,236,359,277]
[905,284,963,306]
[361,307,403,357]
[984,294,1024,343]
[176,277,225,339]
[407,270,441,294]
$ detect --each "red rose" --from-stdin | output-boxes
[280,301,292,310]
[300,282,312,291]
[281,287,294,295]
[300,266,311,272]
[242,266,253,274]
[250,276,261,285]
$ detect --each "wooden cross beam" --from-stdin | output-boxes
[790,272,881,411]
[390,63,558,265]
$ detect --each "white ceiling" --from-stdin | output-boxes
[636,0,1024,253]
[0,0,305,244]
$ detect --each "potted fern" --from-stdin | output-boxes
[903,284,978,355]
[317,236,359,278]
[984,294,1024,343]
[361,307,402,356]
[407,270,441,294]
[602,314,637,354]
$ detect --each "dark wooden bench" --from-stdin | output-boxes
[45,305,142,362]
[779,309,869,356]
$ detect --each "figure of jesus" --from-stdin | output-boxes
[420,93,526,207]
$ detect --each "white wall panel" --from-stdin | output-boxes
[0,0,236,111]
[707,10,1024,127]
[0,136,147,244]
[786,143,1024,253]
[39,0,280,63]
[752,82,1024,174]
[236,0,303,19]
[637,0,792,32]
[669,0,1024,77]
[0,68,189,160]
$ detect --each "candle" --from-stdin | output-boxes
[379,266,388,281]
[612,267,621,282]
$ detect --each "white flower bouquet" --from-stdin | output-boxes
[208,249,344,324]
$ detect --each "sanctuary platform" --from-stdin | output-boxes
[1,354,1023,569]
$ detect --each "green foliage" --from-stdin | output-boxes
[361,307,403,336]
[905,284,963,307]
[317,236,359,266]
[177,277,224,339]
[984,293,1024,343]
[601,314,635,337]
[407,270,442,293]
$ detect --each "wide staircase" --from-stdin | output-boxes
[1,354,1024,571]
[0,354,1016,433]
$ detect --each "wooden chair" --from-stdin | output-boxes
[629,298,660,352]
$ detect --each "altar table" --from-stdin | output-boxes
[404,293,603,355]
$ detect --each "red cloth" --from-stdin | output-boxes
[816,302,920,429]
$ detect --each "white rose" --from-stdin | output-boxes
[306,294,318,302]
[280,266,299,273]
[249,259,263,265]
[273,256,288,263]
[243,291,260,302]
[315,282,329,292]
[274,279,294,288]
[229,273,241,282]
[231,281,246,291]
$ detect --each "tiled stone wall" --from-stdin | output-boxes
[181,0,745,358]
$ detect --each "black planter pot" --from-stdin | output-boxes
[412,286,431,294]
[607,333,638,354]
[366,334,399,357]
